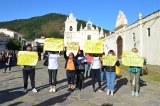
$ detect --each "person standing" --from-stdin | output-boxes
[75,50,86,90]
[105,50,120,96]
[20,44,37,93]
[100,52,105,82]
[90,54,104,92]
[129,48,146,97]
[48,51,59,92]
[64,47,77,92]
[3,50,12,73]
[85,53,92,78]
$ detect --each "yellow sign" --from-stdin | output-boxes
[17,51,38,66]
[44,38,63,51]
[67,42,79,51]
[122,51,144,67]
[102,56,117,66]
[84,40,103,53]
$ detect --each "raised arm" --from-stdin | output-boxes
[63,47,68,60]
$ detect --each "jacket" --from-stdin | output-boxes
[63,50,77,70]
[105,61,120,72]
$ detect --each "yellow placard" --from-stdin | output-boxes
[122,51,144,67]
[44,38,63,51]
[67,42,79,51]
[84,40,103,53]
[102,56,117,66]
[17,51,38,66]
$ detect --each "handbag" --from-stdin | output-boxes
[116,65,121,74]
[78,63,85,70]
[141,65,148,75]
[43,58,48,66]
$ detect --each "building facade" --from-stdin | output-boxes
[64,13,104,51]
[0,28,25,52]
[103,10,160,65]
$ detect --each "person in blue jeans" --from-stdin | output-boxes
[105,50,120,96]
[100,52,105,81]
[85,53,92,78]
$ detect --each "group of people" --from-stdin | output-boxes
[4,44,147,97]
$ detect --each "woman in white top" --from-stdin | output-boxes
[48,51,59,92]
[90,54,104,92]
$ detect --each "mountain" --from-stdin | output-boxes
[0,13,109,40]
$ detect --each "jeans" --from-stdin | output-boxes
[106,71,116,92]
[86,62,91,76]
[48,69,58,86]
[23,69,35,89]
[100,67,105,81]
[91,69,101,89]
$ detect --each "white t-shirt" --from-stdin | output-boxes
[92,57,101,69]
[48,54,58,69]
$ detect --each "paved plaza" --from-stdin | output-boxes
[0,57,160,106]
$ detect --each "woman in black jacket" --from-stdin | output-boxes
[63,47,77,92]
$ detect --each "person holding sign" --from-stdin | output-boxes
[90,54,104,93]
[47,51,59,93]
[64,47,77,92]
[75,50,86,90]
[20,44,38,93]
[129,48,146,97]
[3,50,12,73]
[104,50,120,96]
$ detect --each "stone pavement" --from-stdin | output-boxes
[0,57,160,106]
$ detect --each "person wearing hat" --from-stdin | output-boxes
[20,44,38,93]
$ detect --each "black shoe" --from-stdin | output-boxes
[98,88,104,92]
[67,88,71,91]
[71,88,74,92]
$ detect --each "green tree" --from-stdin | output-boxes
[7,38,22,50]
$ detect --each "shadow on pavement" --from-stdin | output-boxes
[36,92,71,106]
[114,78,128,93]
[0,87,25,105]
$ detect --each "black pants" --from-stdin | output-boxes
[91,69,101,89]
[4,64,12,72]
[76,69,85,88]
[23,69,35,89]
[48,69,58,86]
[67,76,75,85]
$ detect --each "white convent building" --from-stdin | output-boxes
[64,13,104,50]
[103,10,160,65]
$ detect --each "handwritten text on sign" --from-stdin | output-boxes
[102,56,117,66]
[122,51,144,67]
[84,40,103,53]
[67,42,79,51]
[44,38,63,51]
[17,51,38,66]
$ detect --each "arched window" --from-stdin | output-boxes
[87,23,91,30]
[87,35,91,40]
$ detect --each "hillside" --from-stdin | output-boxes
[0,13,109,40]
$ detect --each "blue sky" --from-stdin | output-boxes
[0,0,160,31]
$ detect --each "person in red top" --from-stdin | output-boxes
[85,53,92,78]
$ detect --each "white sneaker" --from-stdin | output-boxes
[107,90,110,95]
[23,88,27,93]
[32,88,37,93]
[110,92,114,96]
[52,88,56,92]
[49,89,53,92]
